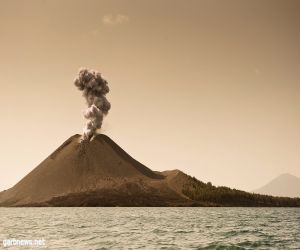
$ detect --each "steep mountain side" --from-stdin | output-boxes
[0,134,164,206]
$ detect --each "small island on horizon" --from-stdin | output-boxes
[0,133,299,207]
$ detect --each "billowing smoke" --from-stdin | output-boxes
[74,68,111,141]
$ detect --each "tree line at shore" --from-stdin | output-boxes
[182,175,300,207]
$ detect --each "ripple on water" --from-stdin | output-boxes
[0,207,299,249]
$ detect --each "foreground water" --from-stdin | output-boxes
[0,208,299,249]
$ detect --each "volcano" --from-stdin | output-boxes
[1,134,300,207]
[0,134,191,206]
[253,173,300,198]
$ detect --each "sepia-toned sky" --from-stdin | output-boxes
[0,0,299,192]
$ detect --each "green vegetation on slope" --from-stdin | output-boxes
[182,175,300,207]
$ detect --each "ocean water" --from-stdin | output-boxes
[0,208,299,249]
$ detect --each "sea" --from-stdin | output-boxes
[0,207,299,249]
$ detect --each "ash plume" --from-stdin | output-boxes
[74,68,111,141]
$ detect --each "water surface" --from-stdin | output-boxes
[0,208,299,249]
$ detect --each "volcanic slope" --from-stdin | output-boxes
[0,134,189,206]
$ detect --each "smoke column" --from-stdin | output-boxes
[74,68,111,141]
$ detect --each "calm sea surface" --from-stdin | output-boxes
[0,208,299,249]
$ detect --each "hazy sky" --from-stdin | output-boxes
[1,0,299,192]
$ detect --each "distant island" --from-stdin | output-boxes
[0,134,299,207]
[253,173,300,198]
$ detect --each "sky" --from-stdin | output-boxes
[0,0,299,192]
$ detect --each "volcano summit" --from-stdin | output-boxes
[0,134,300,207]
